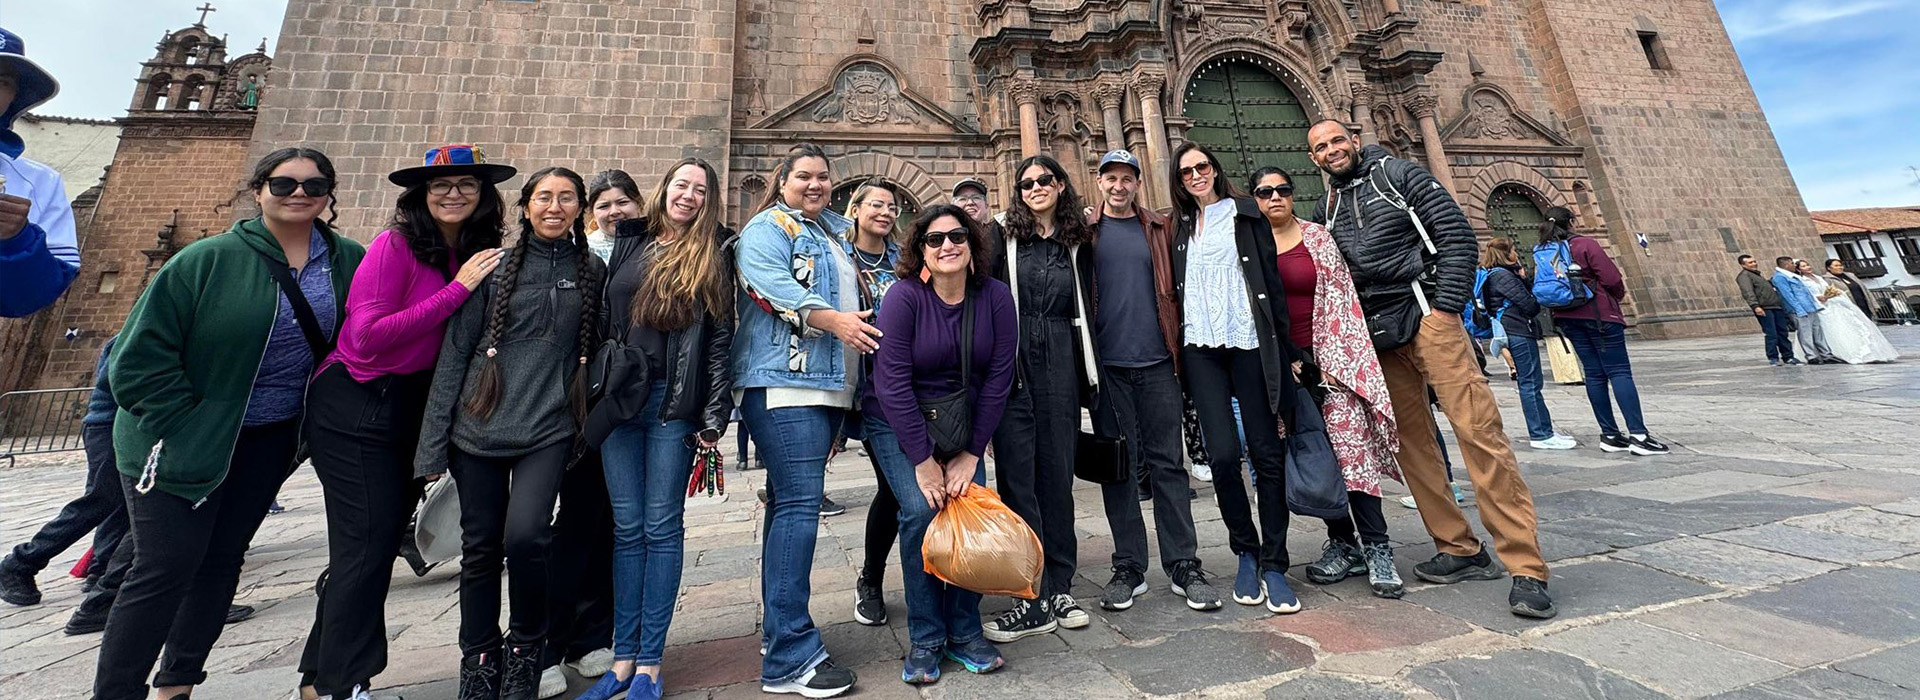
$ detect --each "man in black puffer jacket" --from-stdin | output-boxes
[1306,120,1554,620]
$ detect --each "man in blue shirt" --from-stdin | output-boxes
[0,27,80,317]
[1771,256,1839,364]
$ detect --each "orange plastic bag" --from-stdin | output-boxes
[921,483,1043,598]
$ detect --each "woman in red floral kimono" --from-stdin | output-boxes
[1247,167,1406,598]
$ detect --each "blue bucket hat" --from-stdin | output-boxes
[0,27,60,128]
[387,143,518,187]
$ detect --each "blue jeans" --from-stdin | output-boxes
[1756,309,1795,362]
[738,389,837,684]
[601,383,695,665]
[1506,337,1555,440]
[1556,318,1646,437]
[861,412,985,651]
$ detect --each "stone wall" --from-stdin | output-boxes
[13,115,120,199]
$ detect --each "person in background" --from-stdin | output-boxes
[0,27,79,317]
[584,170,641,261]
[96,147,365,700]
[415,167,605,700]
[840,179,905,629]
[1735,254,1797,366]
[951,177,993,225]
[1479,237,1573,450]
[1813,259,1898,364]
[1773,256,1838,365]
[1540,208,1668,456]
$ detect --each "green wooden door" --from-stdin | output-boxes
[1182,59,1322,217]
[1487,184,1547,264]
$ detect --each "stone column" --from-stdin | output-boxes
[1093,79,1127,153]
[1381,0,1403,16]
[1132,68,1172,209]
[1351,83,1380,146]
[1406,93,1458,197]
[1011,79,1042,158]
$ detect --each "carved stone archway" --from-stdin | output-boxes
[831,152,947,209]
[1461,161,1570,232]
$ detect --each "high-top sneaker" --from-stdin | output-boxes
[499,643,544,700]
[982,598,1056,643]
[458,648,503,700]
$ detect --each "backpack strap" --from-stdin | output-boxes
[1366,158,1438,257]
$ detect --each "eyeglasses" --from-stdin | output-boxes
[428,179,483,196]
[954,193,987,204]
[1252,185,1294,200]
[1016,174,1058,192]
[922,230,970,248]
[863,199,901,215]
[265,177,334,197]
[531,193,580,206]
[1178,162,1214,180]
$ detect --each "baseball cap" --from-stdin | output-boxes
[1097,149,1142,176]
[951,177,988,198]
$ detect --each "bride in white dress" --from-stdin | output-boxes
[1802,259,1899,364]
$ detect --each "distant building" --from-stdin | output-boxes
[1810,206,1920,322]
[12,114,118,199]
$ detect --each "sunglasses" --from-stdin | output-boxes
[1178,162,1214,180]
[1016,174,1058,192]
[265,177,334,197]
[1253,185,1294,200]
[922,229,970,248]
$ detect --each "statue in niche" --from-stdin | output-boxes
[238,75,261,109]
[812,63,918,125]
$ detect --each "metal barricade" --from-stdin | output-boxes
[0,388,91,467]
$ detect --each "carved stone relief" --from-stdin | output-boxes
[811,63,919,125]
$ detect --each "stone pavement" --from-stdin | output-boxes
[5,327,1920,699]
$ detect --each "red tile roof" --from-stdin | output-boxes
[1810,207,1920,237]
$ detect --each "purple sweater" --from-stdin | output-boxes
[321,230,472,382]
[872,277,1018,465]
[1550,235,1628,326]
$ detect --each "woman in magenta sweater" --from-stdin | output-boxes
[294,145,512,700]
[1541,207,1668,456]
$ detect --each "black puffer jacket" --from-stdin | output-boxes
[1310,144,1477,315]
[1481,264,1542,339]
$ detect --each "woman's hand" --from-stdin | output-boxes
[454,248,505,292]
[808,309,884,354]
[1291,360,1304,380]
[915,458,948,510]
[943,452,980,497]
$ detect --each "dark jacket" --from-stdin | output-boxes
[986,219,1101,401]
[1549,235,1628,326]
[1481,264,1541,339]
[1736,267,1783,310]
[1170,195,1299,420]
[604,218,737,436]
[83,335,119,427]
[1084,206,1182,373]
[416,233,606,477]
[1311,144,1477,315]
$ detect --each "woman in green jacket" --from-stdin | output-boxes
[94,147,365,700]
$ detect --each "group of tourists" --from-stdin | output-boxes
[1735,254,1900,365]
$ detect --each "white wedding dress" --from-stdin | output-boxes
[1817,283,1900,364]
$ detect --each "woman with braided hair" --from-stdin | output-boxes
[415,166,607,700]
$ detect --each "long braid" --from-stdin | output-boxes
[569,225,602,427]
[464,233,532,421]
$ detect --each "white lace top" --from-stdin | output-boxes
[1181,198,1260,349]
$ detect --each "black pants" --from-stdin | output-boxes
[448,442,571,654]
[541,450,615,667]
[7,423,129,576]
[995,318,1082,599]
[1098,360,1198,575]
[861,447,899,580]
[1183,345,1290,572]
[1325,492,1390,546]
[93,419,300,700]
[296,365,431,696]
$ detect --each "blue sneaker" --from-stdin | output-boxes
[576,670,634,700]
[1232,553,1264,605]
[1262,570,1301,614]
[944,637,1004,674]
[629,673,662,700]
[903,646,942,685]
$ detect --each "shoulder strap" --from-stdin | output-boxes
[254,247,332,360]
[1366,158,1437,256]
[959,290,974,384]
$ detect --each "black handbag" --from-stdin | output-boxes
[1073,381,1131,484]
[581,334,653,448]
[1283,384,1350,519]
[919,295,974,461]
[1362,291,1424,352]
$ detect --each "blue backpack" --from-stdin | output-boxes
[1531,240,1593,310]
[1462,268,1505,339]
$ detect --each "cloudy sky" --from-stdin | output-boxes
[9,0,1917,211]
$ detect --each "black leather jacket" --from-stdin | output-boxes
[606,218,737,436]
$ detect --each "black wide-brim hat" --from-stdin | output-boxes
[388,144,517,187]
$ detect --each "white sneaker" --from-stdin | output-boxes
[1529,434,1578,450]
[1191,462,1214,483]
[1399,495,1419,509]
[565,647,615,678]
[538,664,567,699]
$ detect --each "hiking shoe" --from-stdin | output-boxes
[1231,553,1263,605]
[1598,434,1634,453]
[1528,434,1578,450]
[853,571,886,626]
[574,671,633,700]
[819,496,846,517]
[1364,543,1404,599]
[763,659,856,697]
[565,647,615,678]
[945,637,1004,674]
[536,664,566,699]
[1628,435,1670,456]
[1304,540,1365,585]
[902,646,941,685]
[1100,566,1147,611]
[1261,571,1301,614]
[0,555,41,606]
[1168,560,1223,611]
[1050,594,1090,629]
[982,598,1056,643]
[1510,576,1557,619]
[1413,547,1502,584]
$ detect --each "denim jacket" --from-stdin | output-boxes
[1772,269,1818,317]
[732,202,857,390]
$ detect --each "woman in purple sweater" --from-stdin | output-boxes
[867,204,1017,685]
[1541,207,1668,456]
[295,144,510,700]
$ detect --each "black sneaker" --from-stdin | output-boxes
[763,659,856,697]
[1510,576,1557,619]
[1137,485,1151,502]
[499,642,542,700]
[459,648,503,700]
[1412,547,1502,584]
[1304,540,1365,585]
[982,598,1056,643]
[1597,434,1634,453]
[819,496,846,517]
[853,571,886,626]
[1100,566,1147,611]
[1051,593,1090,629]
[1628,435,1670,456]
[64,595,111,635]
[1168,560,1224,611]
[0,555,42,606]
[1783,357,1803,365]
[225,604,256,624]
